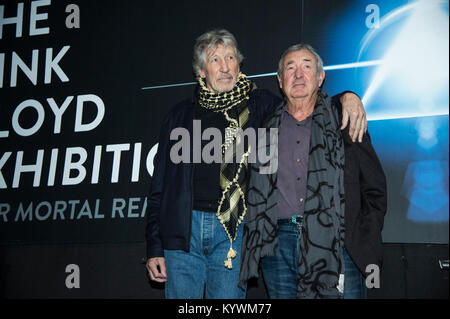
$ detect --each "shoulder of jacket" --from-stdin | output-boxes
[250,88,279,101]
[163,98,193,120]
[170,98,193,113]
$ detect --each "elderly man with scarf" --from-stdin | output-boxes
[145,30,368,299]
[239,44,387,299]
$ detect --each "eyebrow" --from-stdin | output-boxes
[285,60,296,67]
[284,58,313,67]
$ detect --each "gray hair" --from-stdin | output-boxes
[277,43,324,80]
[192,29,244,76]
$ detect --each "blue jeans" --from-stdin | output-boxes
[343,248,368,299]
[164,210,246,299]
[261,220,367,299]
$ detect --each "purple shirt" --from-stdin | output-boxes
[276,105,312,219]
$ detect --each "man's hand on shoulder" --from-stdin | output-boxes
[340,92,367,143]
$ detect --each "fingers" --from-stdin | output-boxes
[340,109,349,131]
[340,92,368,142]
[357,114,367,143]
[349,111,360,142]
[146,257,167,283]
[159,259,167,278]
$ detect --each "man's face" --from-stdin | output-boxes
[277,49,325,100]
[198,43,240,93]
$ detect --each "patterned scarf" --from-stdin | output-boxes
[198,72,254,269]
[297,91,346,299]
[238,91,346,298]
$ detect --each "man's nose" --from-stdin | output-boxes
[295,67,304,78]
[219,59,230,72]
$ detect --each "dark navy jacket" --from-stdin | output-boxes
[145,87,281,258]
[337,102,387,275]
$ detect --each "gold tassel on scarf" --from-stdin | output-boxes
[224,241,237,269]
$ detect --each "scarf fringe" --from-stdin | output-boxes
[217,150,250,269]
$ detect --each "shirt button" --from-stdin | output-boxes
[300,198,304,202]
[296,159,300,163]
[297,177,301,181]
[297,141,300,144]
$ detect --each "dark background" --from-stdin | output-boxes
[0,0,448,299]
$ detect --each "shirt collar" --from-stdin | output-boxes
[282,104,312,127]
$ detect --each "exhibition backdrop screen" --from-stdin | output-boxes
[0,0,448,244]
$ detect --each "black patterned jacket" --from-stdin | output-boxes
[239,93,387,288]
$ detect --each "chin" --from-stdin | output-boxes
[290,90,307,97]
[215,85,234,93]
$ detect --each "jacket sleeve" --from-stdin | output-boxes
[252,89,282,126]
[331,91,361,106]
[262,90,282,120]
[334,94,386,232]
[354,132,388,232]
[145,114,172,259]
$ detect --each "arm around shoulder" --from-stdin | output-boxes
[332,91,367,142]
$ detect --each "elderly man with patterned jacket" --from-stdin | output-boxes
[145,29,368,299]
[239,44,387,299]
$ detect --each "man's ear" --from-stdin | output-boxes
[318,69,325,87]
[277,74,283,89]
[198,69,206,79]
